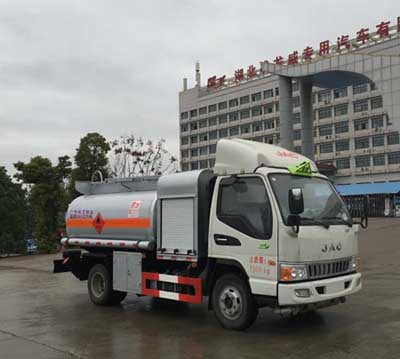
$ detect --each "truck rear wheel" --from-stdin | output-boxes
[88,264,127,306]
[211,274,258,330]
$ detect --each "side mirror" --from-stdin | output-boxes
[289,188,304,215]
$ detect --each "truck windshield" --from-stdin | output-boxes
[268,173,352,226]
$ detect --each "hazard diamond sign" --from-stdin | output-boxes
[93,212,105,234]
[288,161,312,177]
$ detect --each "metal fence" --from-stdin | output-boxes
[342,194,386,217]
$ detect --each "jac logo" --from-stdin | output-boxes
[322,243,342,253]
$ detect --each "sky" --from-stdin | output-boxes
[0,0,399,174]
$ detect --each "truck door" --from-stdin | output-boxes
[208,174,278,297]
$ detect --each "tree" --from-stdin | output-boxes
[73,132,110,181]
[69,133,110,199]
[109,135,178,177]
[14,156,72,253]
[0,167,27,255]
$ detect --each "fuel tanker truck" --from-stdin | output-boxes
[54,139,367,330]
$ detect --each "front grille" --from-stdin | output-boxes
[307,258,352,280]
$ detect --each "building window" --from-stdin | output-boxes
[218,101,227,110]
[336,140,349,152]
[252,121,263,132]
[209,131,218,140]
[199,160,208,169]
[264,103,274,114]
[318,107,332,120]
[229,112,239,122]
[190,109,198,118]
[318,90,331,103]
[292,80,299,92]
[240,109,250,119]
[371,115,384,128]
[252,136,263,142]
[275,87,279,96]
[199,146,208,156]
[219,114,228,124]
[251,92,262,102]
[190,135,198,144]
[335,121,349,134]
[388,152,400,164]
[265,120,275,130]
[334,103,348,116]
[199,119,207,128]
[353,99,369,113]
[181,150,189,158]
[294,146,301,153]
[355,137,370,149]
[294,130,301,141]
[191,162,199,170]
[334,87,348,99]
[208,104,217,112]
[190,122,198,131]
[209,144,217,154]
[264,89,274,99]
[371,96,383,110]
[252,106,262,117]
[199,133,208,142]
[229,126,239,136]
[181,111,188,120]
[265,135,274,144]
[372,135,384,147]
[320,143,333,153]
[182,163,189,171]
[199,106,207,115]
[387,132,400,145]
[354,118,369,131]
[240,95,250,105]
[292,112,301,124]
[229,98,239,107]
[353,83,368,95]
[293,96,300,108]
[275,102,280,112]
[241,124,250,134]
[219,129,228,138]
[319,124,333,136]
[191,148,198,157]
[181,137,189,145]
[336,158,350,169]
[373,154,385,166]
[209,117,217,126]
[181,124,188,132]
[208,159,215,168]
[355,155,370,167]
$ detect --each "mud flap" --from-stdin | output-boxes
[53,259,71,273]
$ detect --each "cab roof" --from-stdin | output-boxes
[213,139,318,175]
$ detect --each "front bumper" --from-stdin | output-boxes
[278,272,362,306]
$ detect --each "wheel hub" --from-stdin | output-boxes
[91,272,106,298]
[219,286,242,320]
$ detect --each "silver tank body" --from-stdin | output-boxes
[66,191,157,241]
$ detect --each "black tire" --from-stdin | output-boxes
[211,274,258,330]
[88,264,127,306]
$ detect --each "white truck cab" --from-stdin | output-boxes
[55,138,364,331]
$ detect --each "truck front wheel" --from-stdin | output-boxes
[88,264,127,306]
[211,274,258,330]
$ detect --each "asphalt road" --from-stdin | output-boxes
[0,218,400,359]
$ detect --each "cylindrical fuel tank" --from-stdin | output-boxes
[66,191,157,241]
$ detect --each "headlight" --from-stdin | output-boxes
[351,256,361,272]
[280,264,308,282]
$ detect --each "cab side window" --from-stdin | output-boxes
[217,177,272,239]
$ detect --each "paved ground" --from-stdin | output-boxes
[0,218,400,359]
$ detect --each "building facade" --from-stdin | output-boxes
[179,18,400,185]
